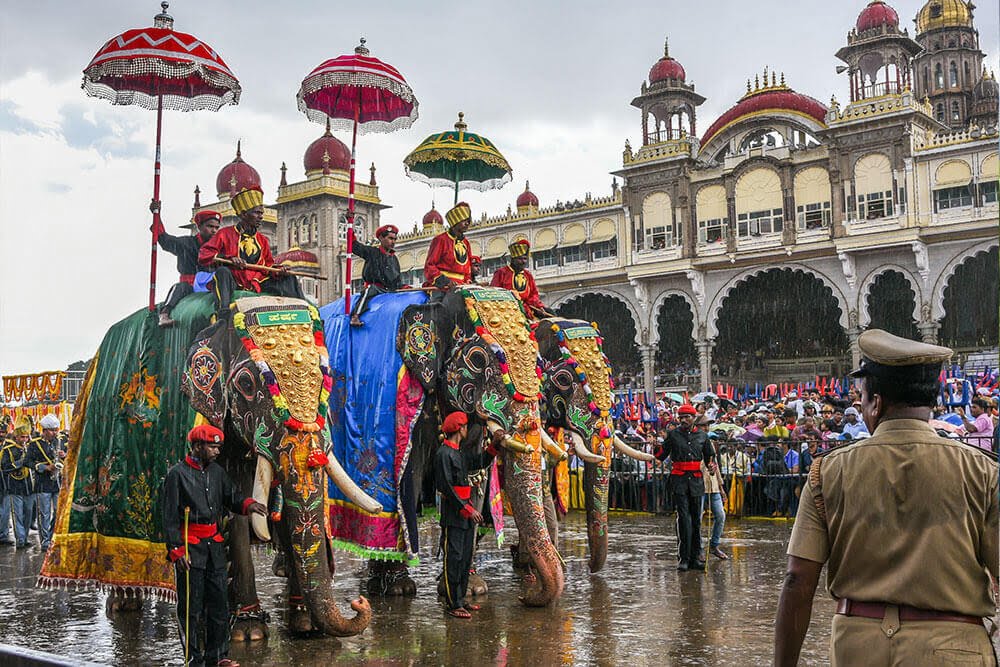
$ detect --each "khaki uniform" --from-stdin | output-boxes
[788,418,998,665]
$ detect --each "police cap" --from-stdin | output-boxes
[849,329,952,382]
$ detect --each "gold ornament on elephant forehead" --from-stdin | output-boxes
[473,299,539,396]
[247,322,323,423]
[568,338,612,407]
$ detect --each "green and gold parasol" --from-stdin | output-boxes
[403,112,512,204]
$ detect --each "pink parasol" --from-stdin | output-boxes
[83,2,241,311]
[296,38,418,313]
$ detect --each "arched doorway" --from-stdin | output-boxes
[714,268,848,381]
[940,246,999,349]
[656,295,697,386]
[865,270,918,339]
[555,294,640,383]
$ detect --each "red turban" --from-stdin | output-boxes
[193,210,222,225]
[471,255,482,264]
[677,404,697,416]
[376,224,398,238]
[187,424,224,444]
[441,412,468,435]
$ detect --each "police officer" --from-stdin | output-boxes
[655,404,715,571]
[774,329,998,665]
[162,425,266,667]
[433,412,495,618]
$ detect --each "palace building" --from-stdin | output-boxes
[194,0,998,395]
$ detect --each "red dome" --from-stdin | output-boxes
[516,181,539,208]
[649,56,686,84]
[700,88,828,149]
[215,143,261,197]
[274,247,319,271]
[422,204,443,227]
[304,125,350,174]
[856,0,899,32]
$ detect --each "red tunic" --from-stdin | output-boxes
[198,225,275,291]
[423,230,472,287]
[490,265,546,314]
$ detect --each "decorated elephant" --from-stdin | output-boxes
[535,318,652,573]
[322,285,566,607]
[39,293,377,640]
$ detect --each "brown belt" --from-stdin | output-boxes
[836,598,983,626]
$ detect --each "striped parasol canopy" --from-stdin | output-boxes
[404,112,512,200]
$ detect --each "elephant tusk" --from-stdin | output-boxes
[613,435,655,462]
[487,420,535,454]
[567,431,605,464]
[251,456,272,542]
[325,455,383,515]
[539,429,568,461]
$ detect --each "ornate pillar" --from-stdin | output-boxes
[640,344,657,398]
[695,339,715,392]
[846,327,862,371]
[916,320,941,345]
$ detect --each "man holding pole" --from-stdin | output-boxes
[163,424,266,667]
[423,202,473,301]
[198,186,305,317]
[151,206,221,327]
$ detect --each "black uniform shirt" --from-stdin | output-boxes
[162,456,251,570]
[0,440,32,496]
[434,439,494,529]
[658,427,714,496]
[25,436,63,495]
[157,231,206,276]
[353,242,403,290]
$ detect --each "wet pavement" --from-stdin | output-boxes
[0,513,990,665]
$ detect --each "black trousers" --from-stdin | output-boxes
[213,266,305,313]
[440,523,474,610]
[161,282,194,314]
[175,564,229,666]
[673,491,704,565]
[350,284,387,319]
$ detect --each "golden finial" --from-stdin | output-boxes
[780,72,786,86]
[664,37,670,58]
[746,79,752,94]
[455,112,467,132]
[755,74,760,89]
[771,71,777,87]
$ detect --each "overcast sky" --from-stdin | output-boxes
[1,1,997,375]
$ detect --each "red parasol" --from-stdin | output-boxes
[83,2,241,311]
[296,38,418,313]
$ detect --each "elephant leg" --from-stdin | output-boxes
[542,483,559,547]
[271,550,288,578]
[368,559,417,597]
[105,588,144,614]
[286,567,316,634]
[227,514,268,642]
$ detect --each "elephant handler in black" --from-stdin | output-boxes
[434,412,495,618]
[150,205,222,328]
[350,224,403,327]
[655,403,715,571]
[162,424,267,667]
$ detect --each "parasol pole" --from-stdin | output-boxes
[343,95,360,315]
[149,94,164,312]
[454,161,460,205]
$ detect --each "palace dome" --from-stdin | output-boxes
[304,123,351,175]
[422,204,443,227]
[274,247,319,273]
[700,80,828,149]
[648,39,685,84]
[215,142,261,198]
[856,0,899,32]
[916,0,973,34]
[516,181,539,208]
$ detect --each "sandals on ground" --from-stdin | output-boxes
[447,607,472,619]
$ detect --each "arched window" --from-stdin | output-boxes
[311,214,318,245]
[794,167,832,230]
[640,192,674,250]
[922,66,929,90]
[951,100,961,122]
[287,223,294,247]
[854,153,894,220]
[964,61,971,82]
[696,185,728,245]
[949,62,958,87]
[739,128,785,152]
[735,168,783,237]
[948,39,956,48]
[934,63,944,88]
[936,103,945,121]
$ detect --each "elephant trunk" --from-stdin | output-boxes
[569,431,610,573]
[501,443,564,606]
[283,471,371,637]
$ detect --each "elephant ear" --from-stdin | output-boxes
[182,323,229,427]
[397,303,444,394]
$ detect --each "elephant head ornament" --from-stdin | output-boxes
[398,286,565,606]
[183,296,378,636]
[536,318,652,573]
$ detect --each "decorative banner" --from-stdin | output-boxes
[3,371,65,402]
[1,402,74,432]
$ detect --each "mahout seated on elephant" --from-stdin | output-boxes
[38,292,380,641]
